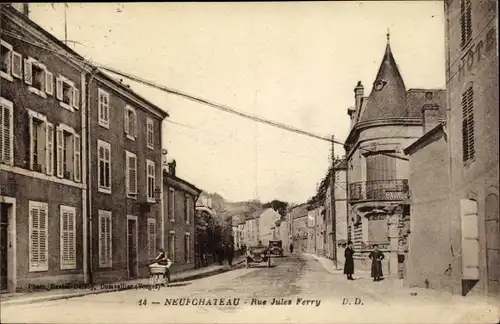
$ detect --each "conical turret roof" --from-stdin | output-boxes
[359,33,407,123]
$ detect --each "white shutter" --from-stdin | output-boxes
[40,206,48,270]
[68,209,75,266]
[132,110,137,137]
[29,202,48,272]
[0,104,13,165]
[73,134,81,182]
[461,199,480,280]
[29,206,40,271]
[45,71,54,95]
[45,122,54,175]
[11,51,22,79]
[148,219,156,259]
[147,118,154,149]
[60,209,69,266]
[129,154,137,194]
[60,206,76,269]
[29,116,34,170]
[24,58,32,85]
[106,216,112,266]
[72,87,80,110]
[124,110,129,134]
[56,128,64,178]
[56,77,63,101]
[99,214,106,267]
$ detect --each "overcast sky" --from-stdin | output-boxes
[28,1,445,204]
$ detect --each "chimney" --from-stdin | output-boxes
[354,81,364,111]
[168,159,176,176]
[9,3,29,16]
[422,91,441,134]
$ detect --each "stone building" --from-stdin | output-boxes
[290,203,308,253]
[443,0,499,298]
[343,33,446,277]
[258,208,281,246]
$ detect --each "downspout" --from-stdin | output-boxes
[81,71,87,284]
[85,67,99,284]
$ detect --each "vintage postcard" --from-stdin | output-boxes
[0,1,499,323]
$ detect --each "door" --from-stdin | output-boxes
[0,203,9,291]
[127,219,138,278]
[485,194,499,296]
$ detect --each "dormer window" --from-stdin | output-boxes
[373,79,387,91]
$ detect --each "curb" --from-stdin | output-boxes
[1,260,245,307]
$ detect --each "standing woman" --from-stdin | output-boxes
[368,244,384,281]
[344,241,355,280]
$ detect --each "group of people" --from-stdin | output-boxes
[343,241,384,282]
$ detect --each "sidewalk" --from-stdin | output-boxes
[1,258,245,307]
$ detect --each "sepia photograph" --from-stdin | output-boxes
[0,1,499,323]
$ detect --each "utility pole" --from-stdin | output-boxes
[331,135,337,268]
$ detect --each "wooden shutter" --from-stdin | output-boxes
[0,105,13,164]
[461,199,480,280]
[56,128,64,178]
[24,58,32,85]
[124,109,129,134]
[73,134,81,182]
[130,154,137,194]
[45,122,54,175]
[72,87,80,110]
[105,216,112,266]
[29,202,48,271]
[45,71,54,95]
[11,51,22,79]
[147,118,154,148]
[56,77,63,101]
[148,220,156,259]
[60,207,76,269]
[99,214,106,267]
[29,116,34,170]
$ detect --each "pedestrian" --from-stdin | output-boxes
[289,243,294,254]
[218,243,225,265]
[343,241,355,280]
[368,244,384,282]
[226,243,234,266]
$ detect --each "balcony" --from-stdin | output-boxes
[348,179,409,202]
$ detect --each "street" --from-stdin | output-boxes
[2,254,496,324]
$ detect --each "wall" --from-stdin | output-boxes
[258,209,280,246]
[405,131,452,290]
[445,0,499,297]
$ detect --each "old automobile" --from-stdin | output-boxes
[268,240,284,257]
[246,245,272,268]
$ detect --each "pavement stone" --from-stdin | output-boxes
[0,258,244,306]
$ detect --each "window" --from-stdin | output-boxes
[365,152,396,182]
[98,210,112,268]
[29,111,47,173]
[124,105,137,140]
[460,0,472,48]
[1,40,13,81]
[148,218,157,260]
[55,124,81,182]
[146,117,154,149]
[0,97,14,165]
[125,151,137,197]
[98,88,110,128]
[184,233,191,263]
[460,199,479,279]
[29,201,48,272]
[168,231,175,261]
[146,160,156,203]
[169,188,175,221]
[185,195,191,224]
[97,140,111,193]
[56,75,79,111]
[462,87,475,163]
[24,57,47,98]
[60,205,76,270]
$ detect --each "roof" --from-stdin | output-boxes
[163,170,202,196]
[333,158,348,170]
[3,5,168,119]
[403,123,447,155]
[359,36,407,123]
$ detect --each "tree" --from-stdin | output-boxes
[263,200,289,217]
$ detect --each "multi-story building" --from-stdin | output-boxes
[343,34,446,277]
[164,161,201,273]
[87,67,168,283]
[1,5,87,291]
[290,203,308,252]
[258,208,281,246]
[443,0,499,298]
[245,213,259,247]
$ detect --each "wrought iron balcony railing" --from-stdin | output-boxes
[348,179,409,202]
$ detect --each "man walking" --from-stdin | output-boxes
[344,240,355,280]
[289,243,294,254]
[368,244,384,281]
[226,243,234,266]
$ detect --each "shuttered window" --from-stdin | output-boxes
[45,71,54,96]
[98,140,112,193]
[60,205,76,270]
[98,88,110,128]
[29,201,49,272]
[29,111,47,173]
[46,122,54,175]
[365,153,397,182]
[461,199,479,280]
[146,117,154,150]
[73,134,81,182]
[98,210,112,268]
[124,105,137,140]
[460,0,473,48]
[146,159,156,203]
[462,87,475,163]
[125,151,137,197]
[148,218,156,260]
[0,98,14,165]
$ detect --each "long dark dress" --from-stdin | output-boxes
[368,250,384,278]
[343,247,355,275]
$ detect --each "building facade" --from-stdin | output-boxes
[1,6,87,291]
[444,0,499,298]
[344,35,446,277]
[290,203,308,253]
[258,208,281,246]
[245,215,259,247]
[333,159,349,266]
[163,161,201,273]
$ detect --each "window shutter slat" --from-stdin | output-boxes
[45,71,54,95]
[106,217,112,266]
[24,59,32,85]
[29,116,34,170]
[11,51,22,79]
[46,122,54,175]
[72,87,80,110]
[124,110,129,134]
[56,128,64,178]
[56,77,63,101]
[1,106,13,164]
[73,134,81,182]
[99,216,106,266]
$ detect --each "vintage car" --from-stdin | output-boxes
[268,240,284,257]
[246,245,272,268]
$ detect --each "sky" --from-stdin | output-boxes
[27,1,445,204]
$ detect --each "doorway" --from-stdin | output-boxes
[485,193,499,297]
[0,197,16,293]
[0,203,9,291]
[127,216,138,279]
